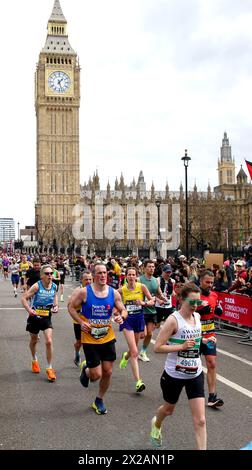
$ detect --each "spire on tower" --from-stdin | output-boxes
[43,0,75,53]
[49,0,67,23]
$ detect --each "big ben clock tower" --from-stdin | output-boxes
[35,0,80,247]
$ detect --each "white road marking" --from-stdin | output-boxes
[201,366,252,399]
[217,348,252,367]
[151,339,252,399]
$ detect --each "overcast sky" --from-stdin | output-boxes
[1,0,252,232]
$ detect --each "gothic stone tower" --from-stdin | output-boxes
[218,132,235,185]
[35,0,80,246]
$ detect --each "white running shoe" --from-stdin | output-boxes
[138,351,150,362]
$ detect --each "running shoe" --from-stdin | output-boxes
[136,379,146,393]
[74,354,81,367]
[60,295,64,302]
[138,351,150,362]
[31,360,40,373]
[80,360,89,388]
[150,417,162,447]
[119,352,128,369]
[46,368,56,382]
[91,397,107,415]
[207,394,224,408]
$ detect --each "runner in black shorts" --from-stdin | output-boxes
[155,264,175,328]
[22,265,59,382]
[57,257,67,302]
[150,283,213,450]
[71,270,93,366]
[68,262,128,415]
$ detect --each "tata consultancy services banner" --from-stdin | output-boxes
[217,293,252,328]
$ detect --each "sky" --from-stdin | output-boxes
[1,0,252,233]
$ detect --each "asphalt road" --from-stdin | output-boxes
[0,275,251,451]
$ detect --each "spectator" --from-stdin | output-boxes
[243,238,252,268]
[227,260,248,293]
[213,269,228,292]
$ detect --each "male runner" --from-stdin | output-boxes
[72,270,93,366]
[25,258,41,288]
[22,264,58,382]
[68,262,127,415]
[155,264,175,328]
[9,259,20,297]
[197,270,224,407]
[139,260,166,362]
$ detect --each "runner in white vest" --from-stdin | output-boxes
[150,282,215,450]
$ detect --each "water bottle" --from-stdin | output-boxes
[207,340,215,349]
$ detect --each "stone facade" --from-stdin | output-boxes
[78,132,252,257]
[35,4,252,256]
[35,0,80,249]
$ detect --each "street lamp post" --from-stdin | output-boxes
[155,196,161,255]
[17,221,20,241]
[181,149,191,260]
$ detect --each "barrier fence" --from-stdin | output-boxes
[215,292,252,346]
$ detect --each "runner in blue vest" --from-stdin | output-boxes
[22,264,58,382]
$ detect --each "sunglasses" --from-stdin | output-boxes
[44,272,53,276]
[185,298,204,306]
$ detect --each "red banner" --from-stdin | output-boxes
[216,292,252,328]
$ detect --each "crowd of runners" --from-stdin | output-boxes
[0,248,251,450]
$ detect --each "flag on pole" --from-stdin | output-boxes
[245,160,252,179]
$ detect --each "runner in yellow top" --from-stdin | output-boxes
[118,267,154,393]
[19,255,32,292]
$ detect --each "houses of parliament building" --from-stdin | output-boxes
[35,1,252,257]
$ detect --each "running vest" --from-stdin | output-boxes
[19,262,30,277]
[121,282,144,315]
[80,284,115,344]
[165,310,202,379]
[198,289,218,338]
[139,275,158,314]
[155,277,174,309]
[31,280,57,317]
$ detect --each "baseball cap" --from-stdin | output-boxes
[163,264,173,273]
[236,260,245,267]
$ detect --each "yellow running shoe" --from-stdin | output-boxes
[136,378,146,392]
[119,352,128,369]
[150,416,162,447]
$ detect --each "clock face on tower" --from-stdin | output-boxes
[48,71,71,93]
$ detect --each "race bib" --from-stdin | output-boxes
[125,301,142,315]
[202,322,215,332]
[22,270,27,276]
[35,308,50,317]
[175,349,199,375]
[91,327,109,339]
[163,295,172,308]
